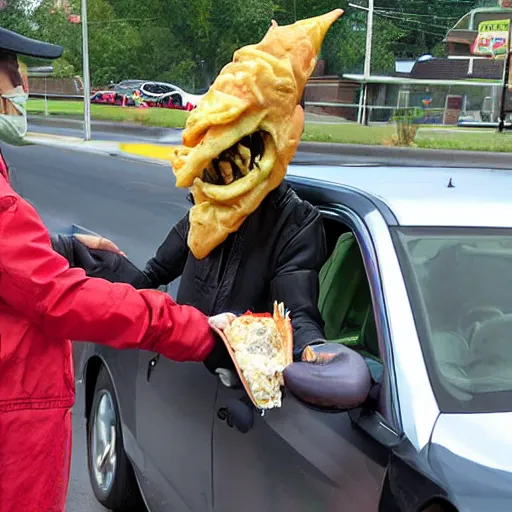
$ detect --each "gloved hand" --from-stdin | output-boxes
[74,234,126,257]
[51,233,145,287]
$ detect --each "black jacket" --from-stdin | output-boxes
[51,181,328,358]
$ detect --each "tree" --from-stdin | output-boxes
[0,0,487,88]
[0,0,35,36]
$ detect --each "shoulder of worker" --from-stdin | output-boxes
[0,170,18,213]
[269,180,323,237]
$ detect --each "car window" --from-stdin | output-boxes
[143,83,157,94]
[393,226,512,414]
[320,217,384,381]
[159,84,175,94]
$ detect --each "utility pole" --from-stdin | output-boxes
[497,21,512,133]
[81,0,91,141]
[349,1,374,125]
[363,0,374,81]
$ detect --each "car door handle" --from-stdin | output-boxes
[215,368,240,388]
[147,354,160,381]
[217,397,254,434]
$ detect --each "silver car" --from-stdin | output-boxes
[78,164,512,512]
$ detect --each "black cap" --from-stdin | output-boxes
[0,27,63,60]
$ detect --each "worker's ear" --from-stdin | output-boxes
[18,60,28,93]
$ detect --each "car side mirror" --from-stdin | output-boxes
[283,343,372,412]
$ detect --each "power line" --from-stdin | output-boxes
[374,11,449,35]
[374,8,458,19]
[375,10,454,30]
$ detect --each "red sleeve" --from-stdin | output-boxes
[0,189,214,362]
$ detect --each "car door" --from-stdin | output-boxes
[135,355,218,511]
[211,203,396,512]
[134,277,218,512]
[212,385,390,512]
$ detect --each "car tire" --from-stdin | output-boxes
[87,366,146,512]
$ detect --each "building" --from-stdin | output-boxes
[304,3,512,124]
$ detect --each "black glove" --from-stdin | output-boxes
[203,332,234,374]
[51,234,147,287]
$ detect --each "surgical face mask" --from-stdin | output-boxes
[0,86,27,146]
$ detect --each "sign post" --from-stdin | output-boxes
[349,1,374,125]
[362,0,374,125]
[81,0,91,141]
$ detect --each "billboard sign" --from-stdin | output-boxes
[472,19,510,58]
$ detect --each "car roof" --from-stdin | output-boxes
[287,164,512,229]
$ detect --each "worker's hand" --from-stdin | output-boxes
[208,313,237,331]
[301,344,338,364]
[204,313,237,374]
[74,234,126,257]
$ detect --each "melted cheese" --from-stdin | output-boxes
[224,317,286,409]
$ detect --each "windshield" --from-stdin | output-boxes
[393,227,512,414]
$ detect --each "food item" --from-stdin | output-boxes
[169,9,344,259]
[212,302,293,410]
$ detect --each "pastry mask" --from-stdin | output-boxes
[169,9,344,259]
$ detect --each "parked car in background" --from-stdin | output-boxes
[139,81,204,108]
[74,164,512,512]
[91,80,204,110]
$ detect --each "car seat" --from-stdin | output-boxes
[318,232,380,364]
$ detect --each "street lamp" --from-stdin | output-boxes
[349,1,374,125]
[60,0,90,139]
[81,0,91,140]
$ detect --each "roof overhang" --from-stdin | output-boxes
[343,74,501,87]
[27,66,54,77]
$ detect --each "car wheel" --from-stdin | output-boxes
[87,366,146,512]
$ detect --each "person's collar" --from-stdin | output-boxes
[267,180,290,207]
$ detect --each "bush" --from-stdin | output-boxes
[386,107,423,146]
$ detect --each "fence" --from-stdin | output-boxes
[28,76,84,97]
[303,79,503,125]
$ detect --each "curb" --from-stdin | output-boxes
[28,115,180,138]
[27,116,512,171]
[24,132,172,167]
[297,142,512,169]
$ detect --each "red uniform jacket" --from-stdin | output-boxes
[0,157,215,511]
